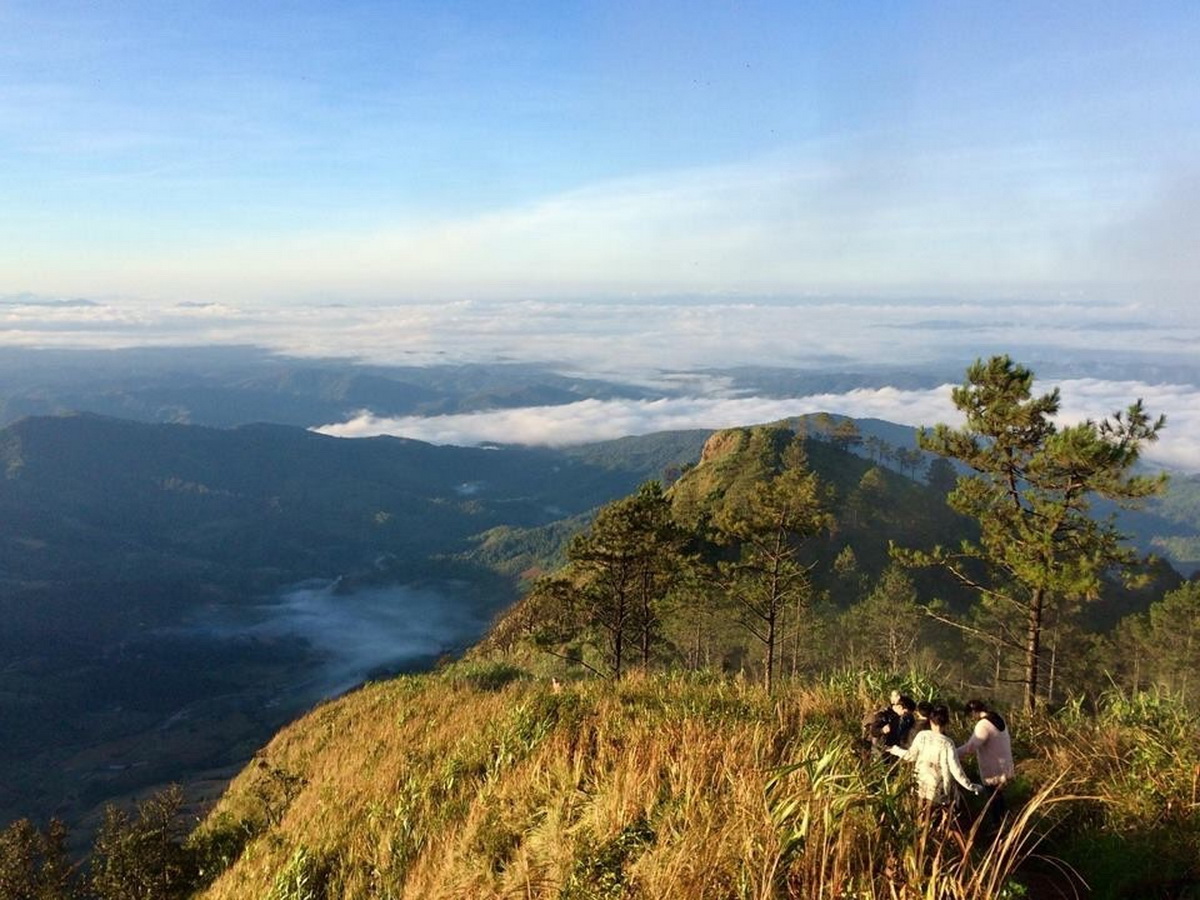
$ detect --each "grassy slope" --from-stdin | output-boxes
[186,423,1199,898]
[191,663,1200,900]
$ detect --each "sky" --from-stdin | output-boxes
[2,1,1198,307]
[2,2,1199,468]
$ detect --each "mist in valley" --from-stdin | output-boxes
[199,579,497,702]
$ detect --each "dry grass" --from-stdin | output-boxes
[189,667,1198,899]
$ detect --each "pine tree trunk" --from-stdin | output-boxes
[765,610,776,692]
[1047,631,1057,706]
[1023,588,1044,711]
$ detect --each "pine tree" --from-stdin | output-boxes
[713,438,833,691]
[0,817,75,900]
[89,786,193,900]
[895,355,1165,710]
[567,481,687,677]
[840,565,922,672]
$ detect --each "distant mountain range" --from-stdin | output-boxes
[0,347,660,429]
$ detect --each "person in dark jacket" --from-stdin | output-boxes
[893,695,916,747]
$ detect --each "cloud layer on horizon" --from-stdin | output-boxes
[5,294,1198,470]
[3,294,1197,377]
[315,379,1200,473]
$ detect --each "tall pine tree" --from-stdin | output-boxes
[896,356,1165,710]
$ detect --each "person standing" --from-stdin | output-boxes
[862,689,904,758]
[904,699,933,748]
[893,695,917,747]
[889,705,983,808]
[957,698,1015,823]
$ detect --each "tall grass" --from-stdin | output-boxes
[763,733,1080,899]
[1021,686,1200,899]
[189,666,1197,899]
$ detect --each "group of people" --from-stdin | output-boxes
[864,690,1015,822]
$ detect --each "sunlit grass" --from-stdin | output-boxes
[189,666,1199,899]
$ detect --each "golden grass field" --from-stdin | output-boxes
[186,661,1199,899]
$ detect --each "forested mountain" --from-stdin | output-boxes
[488,422,1183,699]
[0,413,703,839]
[1,406,1196,871]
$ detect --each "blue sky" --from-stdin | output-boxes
[3,1,1198,306]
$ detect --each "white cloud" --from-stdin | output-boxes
[1052,379,1200,471]
[4,294,1196,378]
[5,293,1198,470]
[198,580,492,701]
[315,379,1200,473]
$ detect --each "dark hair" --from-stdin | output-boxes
[916,700,934,717]
[965,698,1007,731]
[896,695,916,712]
[930,705,950,728]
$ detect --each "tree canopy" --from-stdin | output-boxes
[895,355,1166,710]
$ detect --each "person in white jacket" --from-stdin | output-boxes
[889,705,983,807]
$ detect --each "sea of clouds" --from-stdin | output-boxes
[314,382,1200,472]
[4,292,1194,372]
[4,293,1200,470]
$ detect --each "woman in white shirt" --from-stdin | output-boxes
[889,705,984,807]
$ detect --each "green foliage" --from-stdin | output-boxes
[0,817,75,900]
[443,659,531,692]
[469,808,524,875]
[839,565,924,673]
[88,786,194,900]
[560,818,656,900]
[820,667,946,708]
[711,436,834,690]
[492,422,984,690]
[249,762,308,830]
[564,481,691,677]
[1033,687,1200,898]
[266,847,333,900]
[1116,580,1200,703]
[185,813,255,892]
[898,355,1167,710]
